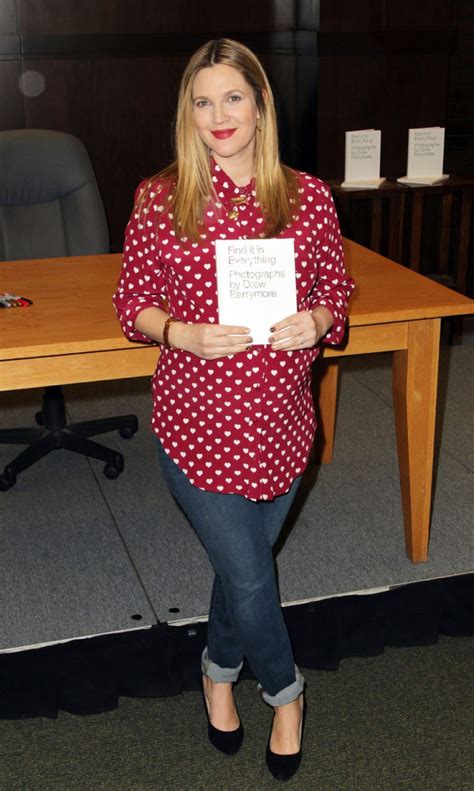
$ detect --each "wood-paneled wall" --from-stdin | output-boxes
[1,0,472,250]
[1,1,308,249]
[314,0,464,180]
[447,0,474,174]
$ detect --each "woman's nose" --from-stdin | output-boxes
[212,103,228,125]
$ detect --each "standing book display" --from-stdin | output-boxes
[397,127,449,186]
[341,129,385,189]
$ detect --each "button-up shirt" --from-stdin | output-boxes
[113,161,355,500]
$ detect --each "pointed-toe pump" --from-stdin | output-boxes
[265,696,306,781]
[202,682,244,756]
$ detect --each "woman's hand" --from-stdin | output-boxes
[170,321,252,360]
[268,306,333,351]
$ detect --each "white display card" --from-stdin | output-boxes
[216,238,297,345]
[398,127,449,185]
[342,129,384,188]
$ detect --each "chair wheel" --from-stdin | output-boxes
[103,465,120,480]
[103,456,124,480]
[35,411,44,426]
[119,426,136,439]
[0,468,17,491]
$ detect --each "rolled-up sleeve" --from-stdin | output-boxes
[308,188,355,346]
[112,183,167,344]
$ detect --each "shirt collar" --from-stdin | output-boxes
[210,157,255,204]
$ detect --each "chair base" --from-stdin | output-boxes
[0,385,138,491]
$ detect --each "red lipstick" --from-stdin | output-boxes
[211,129,237,140]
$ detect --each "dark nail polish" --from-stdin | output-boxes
[270,326,275,333]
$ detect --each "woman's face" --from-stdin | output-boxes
[192,64,259,168]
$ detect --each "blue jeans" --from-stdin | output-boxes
[156,439,305,706]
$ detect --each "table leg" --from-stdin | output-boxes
[313,359,339,464]
[392,319,441,562]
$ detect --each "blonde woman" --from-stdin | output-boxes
[114,38,354,781]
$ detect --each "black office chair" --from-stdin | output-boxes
[0,129,138,490]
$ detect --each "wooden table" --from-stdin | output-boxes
[1,245,473,563]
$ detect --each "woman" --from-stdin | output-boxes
[113,38,354,781]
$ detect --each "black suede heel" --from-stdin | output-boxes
[202,679,244,756]
[265,696,306,781]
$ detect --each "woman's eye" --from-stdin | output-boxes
[228,94,242,103]
[194,100,210,108]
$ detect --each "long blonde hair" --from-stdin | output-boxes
[140,38,299,240]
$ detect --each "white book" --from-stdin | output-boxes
[342,129,383,188]
[340,177,387,190]
[216,238,297,345]
[397,127,449,185]
[397,174,449,186]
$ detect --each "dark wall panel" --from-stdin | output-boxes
[320,0,385,32]
[0,0,16,34]
[446,0,474,173]
[382,54,450,176]
[319,0,453,32]
[261,54,297,166]
[21,48,298,249]
[316,0,459,179]
[8,1,301,250]
[317,55,373,179]
[0,62,23,130]
[298,0,321,30]
[385,0,453,30]
[23,56,185,248]
[17,0,294,34]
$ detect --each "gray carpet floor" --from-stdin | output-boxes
[0,635,472,790]
[0,321,472,651]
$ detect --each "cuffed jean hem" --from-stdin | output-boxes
[258,666,305,707]
[201,647,244,684]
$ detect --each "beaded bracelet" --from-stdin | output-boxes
[163,316,179,349]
